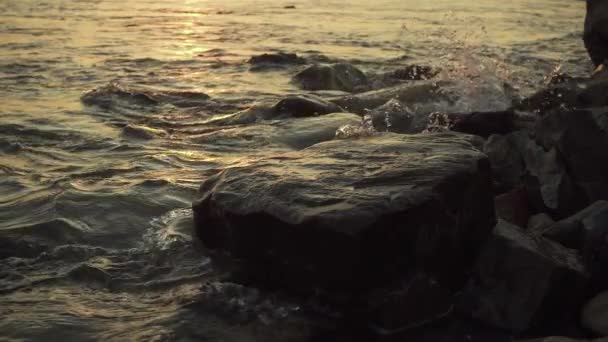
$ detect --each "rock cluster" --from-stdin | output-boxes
[192,54,608,341]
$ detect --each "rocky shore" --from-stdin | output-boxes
[192,53,608,341]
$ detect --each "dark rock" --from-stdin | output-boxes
[448,110,516,138]
[386,65,439,81]
[535,108,608,212]
[582,291,608,337]
[528,213,555,236]
[484,126,582,216]
[193,132,495,293]
[494,187,530,228]
[248,52,306,71]
[121,124,167,140]
[368,99,416,133]
[465,220,589,334]
[273,95,343,117]
[208,95,344,126]
[544,201,608,290]
[515,77,608,113]
[544,201,608,249]
[331,81,449,115]
[293,63,369,92]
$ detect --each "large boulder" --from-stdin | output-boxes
[193,132,495,293]
[464,220,589,334]
[582,291,608,337]
[544,201,608,290]
[292,63,369,92]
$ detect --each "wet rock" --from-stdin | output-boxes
[273,95,343,117]
[528,213,555,236]
[189,113,361,151]
[208,95,344,126]
[535,108,608,211]
[385,65,439,81]
[465,220,589,334]
[582,291,608,337]
[248,52,306,71]
[81,83,211,109]
[293,63,369,92]
[121,124,167,140]
[331,81,449,115]
[515,77,608,113]
[0,218,88,259]
[448,110,516,138]
[368,99,415,133]
[193,132,495,293]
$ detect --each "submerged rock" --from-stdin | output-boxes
[465,220,588,334]
[189,113,361,151]
[208,95,344,126]
[330,81,450,115]
[293,63,369,92]
[248,52,306,71]
[193,132,495,293]
[121,124,167,140]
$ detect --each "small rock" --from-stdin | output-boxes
[386,65,439,81]
[121,124,167,140]
[582,291,608,337]
[293,63,369,92]
[368,99,415,133]
[248,52,306,71]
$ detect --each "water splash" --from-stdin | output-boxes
[335,115,378,139]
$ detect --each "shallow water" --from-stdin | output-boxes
[0,0,589,340]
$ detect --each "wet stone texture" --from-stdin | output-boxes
[193,132,495,294]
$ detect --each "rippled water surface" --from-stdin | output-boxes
[0,0,589,340]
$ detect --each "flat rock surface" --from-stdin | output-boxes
[193,132,495,292]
